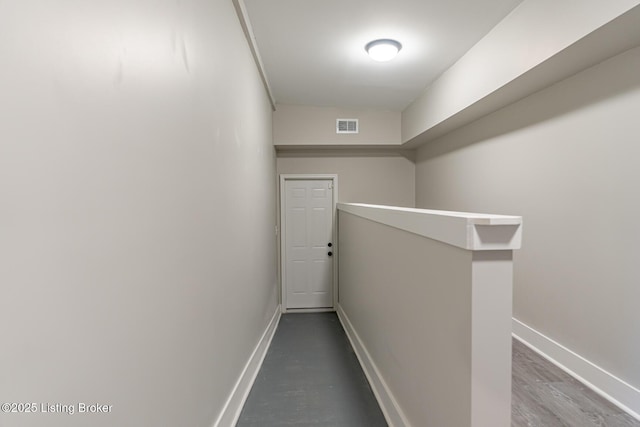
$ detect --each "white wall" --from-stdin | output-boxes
[0,1,277,426]
[277,150,415,207]
[415,47,640,403]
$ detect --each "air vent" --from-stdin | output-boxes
[336,119,359,134]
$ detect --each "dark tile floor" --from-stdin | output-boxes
[236,313,387,427]
[237,312,640,427]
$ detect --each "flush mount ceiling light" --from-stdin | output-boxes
[365,39,402,62]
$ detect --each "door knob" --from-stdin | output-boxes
[328,251,333,257]
[328,243,333,247]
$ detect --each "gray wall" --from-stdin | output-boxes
[401,0,640,144]
[415,47,640,389]
[275,104,401,147]
[277,150,415,207]
[338,210,473,426]
[0,1,277,426]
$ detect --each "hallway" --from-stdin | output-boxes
[238,313,640,427]
[237,313,387,426]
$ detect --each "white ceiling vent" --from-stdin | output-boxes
[336,119,359,134]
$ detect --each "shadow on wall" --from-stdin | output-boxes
[419,46,640,160]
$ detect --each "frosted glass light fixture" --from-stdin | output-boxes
[365,39,402,62]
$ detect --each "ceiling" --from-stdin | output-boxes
[242,0,524,111]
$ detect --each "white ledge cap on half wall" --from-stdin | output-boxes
[337,203,522,251]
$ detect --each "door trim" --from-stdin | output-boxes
[279,174,338,314]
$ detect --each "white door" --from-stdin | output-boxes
[283,179,334,309]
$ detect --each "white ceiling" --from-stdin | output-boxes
[243,0,524,111]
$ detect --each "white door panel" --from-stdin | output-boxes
[284,179,334,309]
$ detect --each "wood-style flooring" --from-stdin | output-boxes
[512,338,639,427]
[237,313,639,426]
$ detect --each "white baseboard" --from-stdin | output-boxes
[214,305,281,427]
[512,318,640,420]
[336,304,410,427]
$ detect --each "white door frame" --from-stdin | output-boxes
[280,174,338,314]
